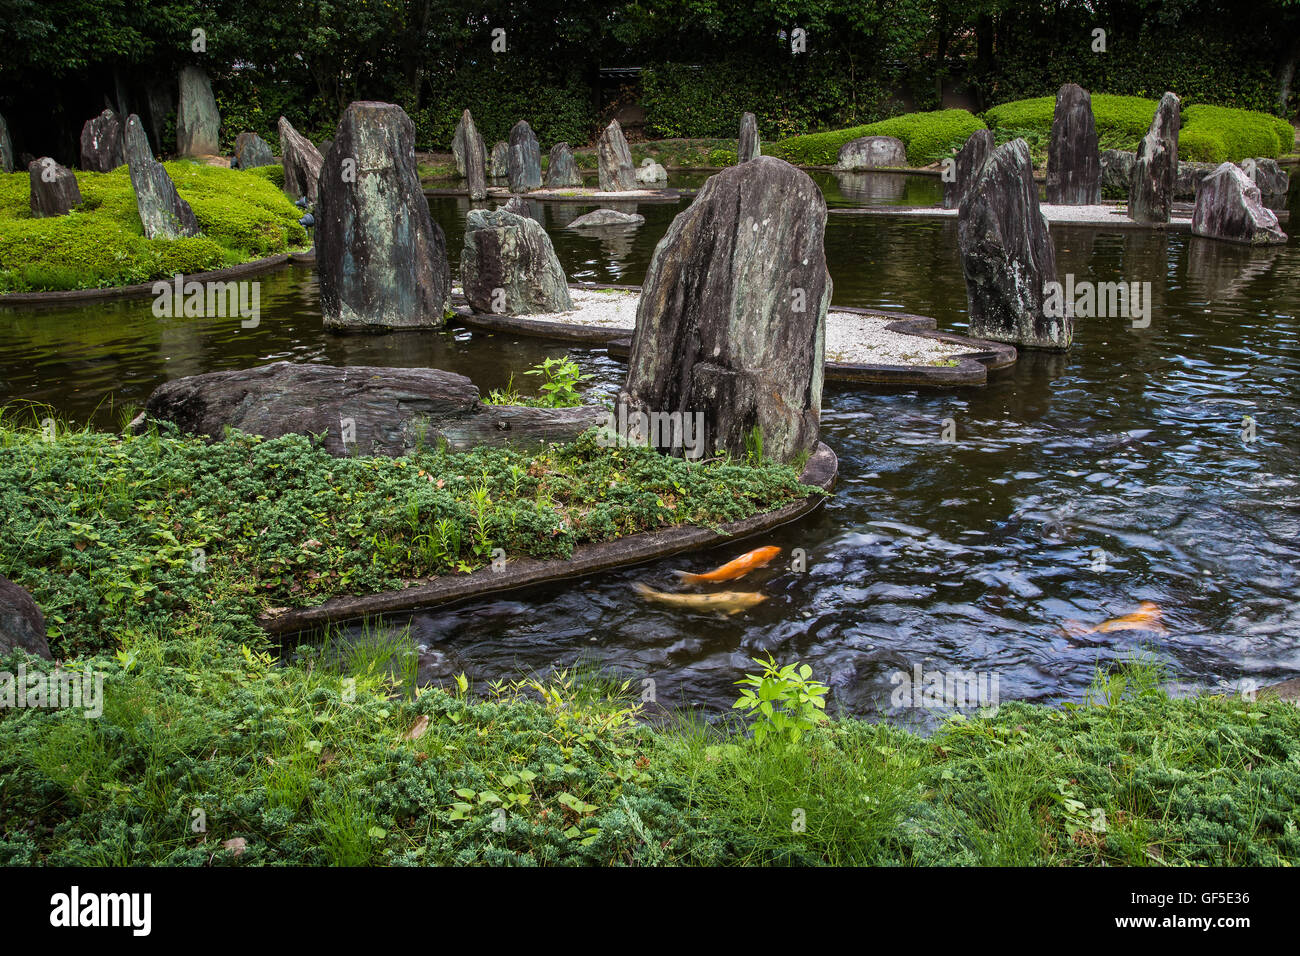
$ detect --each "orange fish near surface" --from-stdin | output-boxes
[1063,601,1169,637]
[674,546,781,584]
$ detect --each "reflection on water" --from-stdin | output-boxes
[1,172,1298,718]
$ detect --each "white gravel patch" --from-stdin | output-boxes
[505,289,973,367]
[831,202,1192,225]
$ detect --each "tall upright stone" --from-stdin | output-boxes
[490,141,510,178]
[1046,83,1100,204]
[546,142,582,187]
[738,112,761,163]
[278,116,323,204]
[619,156,829,464]
[176,66,221,156]
[507,120,542,193]
[597,119,637,192]
[28,158,82,217]
[0,113,14,173]
[80,109,125,171]
[453,110,487,200]
[317,101,450,331]
[232,131,274,169]
[460,208,573,314]
[124,114,200,239]
[957,138,1068,351]
[1129,92,1180,224]
[1191,162,1288,245]
[943,129,994,209]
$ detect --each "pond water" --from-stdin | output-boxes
[2,171,1297,720]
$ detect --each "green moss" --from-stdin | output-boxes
[767,110,987,167]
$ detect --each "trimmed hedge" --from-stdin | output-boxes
[0,163,308,292]
[766,110,987,167]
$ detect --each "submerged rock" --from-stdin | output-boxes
[635,158,667,184]
[317,101,451,331]
[28,158,82,217]
[597,119,637,191]
[278,116,323,204]
[176,66,220,156]
[837,135,907,170]
[568,208,644,228]
[460,208,573,314]
[738,112,761,163]
[0,575,50,660]
[1045,83,1100,204]
[1129,92,1180,223]
[546,142,582,188]
[232,131,273,169]
[957,138,1068,351]
[1191,162,1288,245]
[507,120,542,192]
[125,114,200,239]
[80,109,125,172]
[454,110,487,200]
[142,362,604,457]
[942,129,994,209]
[620,156,828,464]
[489,140,509,178]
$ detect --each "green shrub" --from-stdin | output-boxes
[246,164,286,189]
[767,110,986,166]
[707,147,738,167]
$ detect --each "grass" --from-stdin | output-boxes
[0,162,308,292]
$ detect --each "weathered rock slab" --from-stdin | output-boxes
[461,208,573,314]
[597,120,637,192]
[620,156,828,464]
[80,109,125,172]
[142,362,603,456]
[1191,162,1288,245]
[125,114,200,239]
[176,66,220,156]
[546,142,582,188]
[454,110,487,200]
[943,129,994,209]
[507,120,542,192]
[0,575,50,660]
[1100,149,1136,199]
[738,112,761,163]
[278,116,323,204]
[837,136,907,170]
[568,208,645,228]
[28,159,82,217]
[490,141,509,178]
[1046,83,1100,204]
[635,158,667,184]
[0,113,13,173]
[1129,92,1180,223]
[232,131,273,169]
[317,101,451,330]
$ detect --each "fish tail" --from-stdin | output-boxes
[632,582,658,598]
[672,570,705,583]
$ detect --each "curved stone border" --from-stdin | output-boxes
[0,252,304,307]
[260,442,837,636]
[452,283,1016,387]
[424,186,685,203]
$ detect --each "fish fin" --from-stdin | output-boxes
[631,582,657,598]
[672,570,704,584]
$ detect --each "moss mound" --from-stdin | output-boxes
[767,110,987,167]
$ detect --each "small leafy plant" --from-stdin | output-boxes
[523,356,589,408]
[733,654,829,746]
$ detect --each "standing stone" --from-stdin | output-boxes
[957,138,1068,351]
[454,111,487,200]
[28,158,82,217]
[278,116,324,205]
[0,113,13,173]
[546,142,582,187]
[232,131,273,169]
[1251,158,1290,209]
[1099,149,1136,199]
[1129,92,1180,224]
[597,119,637,192]
[500,196,537,220]
[125,114,200,239]
[836,135,907,170]
[460,208,573,315]
[1191,162,1288,245]
[176,66,221,156]
[507,120,542,193]
[490,141,510,178]
[635,157,667,184]
[0,575,51,660]
[80,109,125,172]
[1046,83,1100,205]
[317,101,450,331]
[738,112,761,163]
[942,129,994,209]
[619,156,829,464]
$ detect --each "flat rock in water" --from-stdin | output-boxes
[232,131,273,169]
[1129,91,1180,223]
[1191,162,1288,245]
[317,101,451,330]
[507,120,542,192]
[454,109,487,199]
[80,109,125,172]
[28,158,82,217]
[0,574,50,660]
[176,66,220,157]
[125,114,200,239]
[546,142,582,187]
[278,116,323,204]
[1099,149,1136,199]
[958,138,1068,351]
[0,113,13,173]
[461,208,573,314]
[1046,83,1100,204]
[738,112,761,163]
[142,362,604,457]
[568,208,644,228]
[943,129,993,209]
[837,135,907,170]
[635,158,667,184]
[620,156,828,464]
[489,140,509,178]
[597,120,637,191]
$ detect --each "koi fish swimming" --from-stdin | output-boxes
[632,583,768,615]
[1062,601,1169,637]
[673,546,781,584]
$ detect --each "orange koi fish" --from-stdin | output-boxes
[673,546,781,584]
[1062,601,1169,637]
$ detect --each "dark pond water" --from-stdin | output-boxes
[2,171,1297,720]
